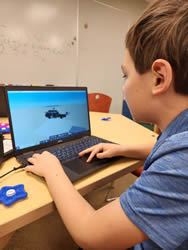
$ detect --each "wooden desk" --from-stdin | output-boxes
[0,112,157,247]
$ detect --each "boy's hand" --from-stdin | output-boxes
[25,151,62,178]
[79,143,123,162]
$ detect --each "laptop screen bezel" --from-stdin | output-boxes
[0,86,8,117]
[5,85,91,156]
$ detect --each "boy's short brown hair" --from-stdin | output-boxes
[126,0,188,95]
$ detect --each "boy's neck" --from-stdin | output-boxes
[155,94,188,132]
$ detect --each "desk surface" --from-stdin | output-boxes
[0,112,157,238]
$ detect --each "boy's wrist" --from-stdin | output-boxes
[119,144,133,157]
[120,144,149,159]
[126,143,155,160]
[44,164,65,181]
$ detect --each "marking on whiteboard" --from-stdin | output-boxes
[93,0,127,13]
[0,25,74,61]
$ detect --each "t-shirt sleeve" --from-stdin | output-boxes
[120,147,188,249]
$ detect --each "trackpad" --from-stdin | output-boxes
[64,155,117,175]
[64,157,95,174]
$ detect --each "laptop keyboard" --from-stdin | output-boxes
[48,136,105,163]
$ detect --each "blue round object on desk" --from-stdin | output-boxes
[0,123,10,134]
[101,117,111,121]
[0,184,28,206]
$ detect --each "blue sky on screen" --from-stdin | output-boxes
[8,90,87,109]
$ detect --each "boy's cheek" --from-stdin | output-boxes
[122,82,128,96]
[122,84,125,94]
[122,83,130,101]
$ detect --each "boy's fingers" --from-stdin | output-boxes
[25,165,34,172]
[96,152,106,158]
[32,153,40,158]
[86,152,95,162]
[97,151,111,158]
[79,147,93,156]
[87,149,100,162]
[79,143,105,156]
[42,151,51,156]
[27,157,35,164]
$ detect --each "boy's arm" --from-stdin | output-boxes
[26,146,151,249]
[79,142,155,162]
[44,166,148,249]
[120,142,155,159]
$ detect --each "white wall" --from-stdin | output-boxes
[0,0,147,113]
[79,0,147,113]
[0,0,78,85]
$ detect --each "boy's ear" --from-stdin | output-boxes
[151,59,173,95]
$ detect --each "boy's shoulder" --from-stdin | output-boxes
[160,130,188,151]
[167,130,188,141]
[145,130,188,171]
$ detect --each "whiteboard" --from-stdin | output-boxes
[0,0,77,85]
[78,0,147,113]
[79,0,129,113]
[0,0,147,113]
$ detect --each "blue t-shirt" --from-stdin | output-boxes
[120,109,188,250]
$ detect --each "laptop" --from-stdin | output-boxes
[5,86,121,182]
[0,86,8,117]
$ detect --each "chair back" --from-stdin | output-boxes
[88,93,112,113]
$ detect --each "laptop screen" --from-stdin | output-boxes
[7,88,90,151]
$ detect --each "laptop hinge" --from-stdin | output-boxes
[23,151,34,157]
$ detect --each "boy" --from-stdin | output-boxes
[25,0,188,249]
